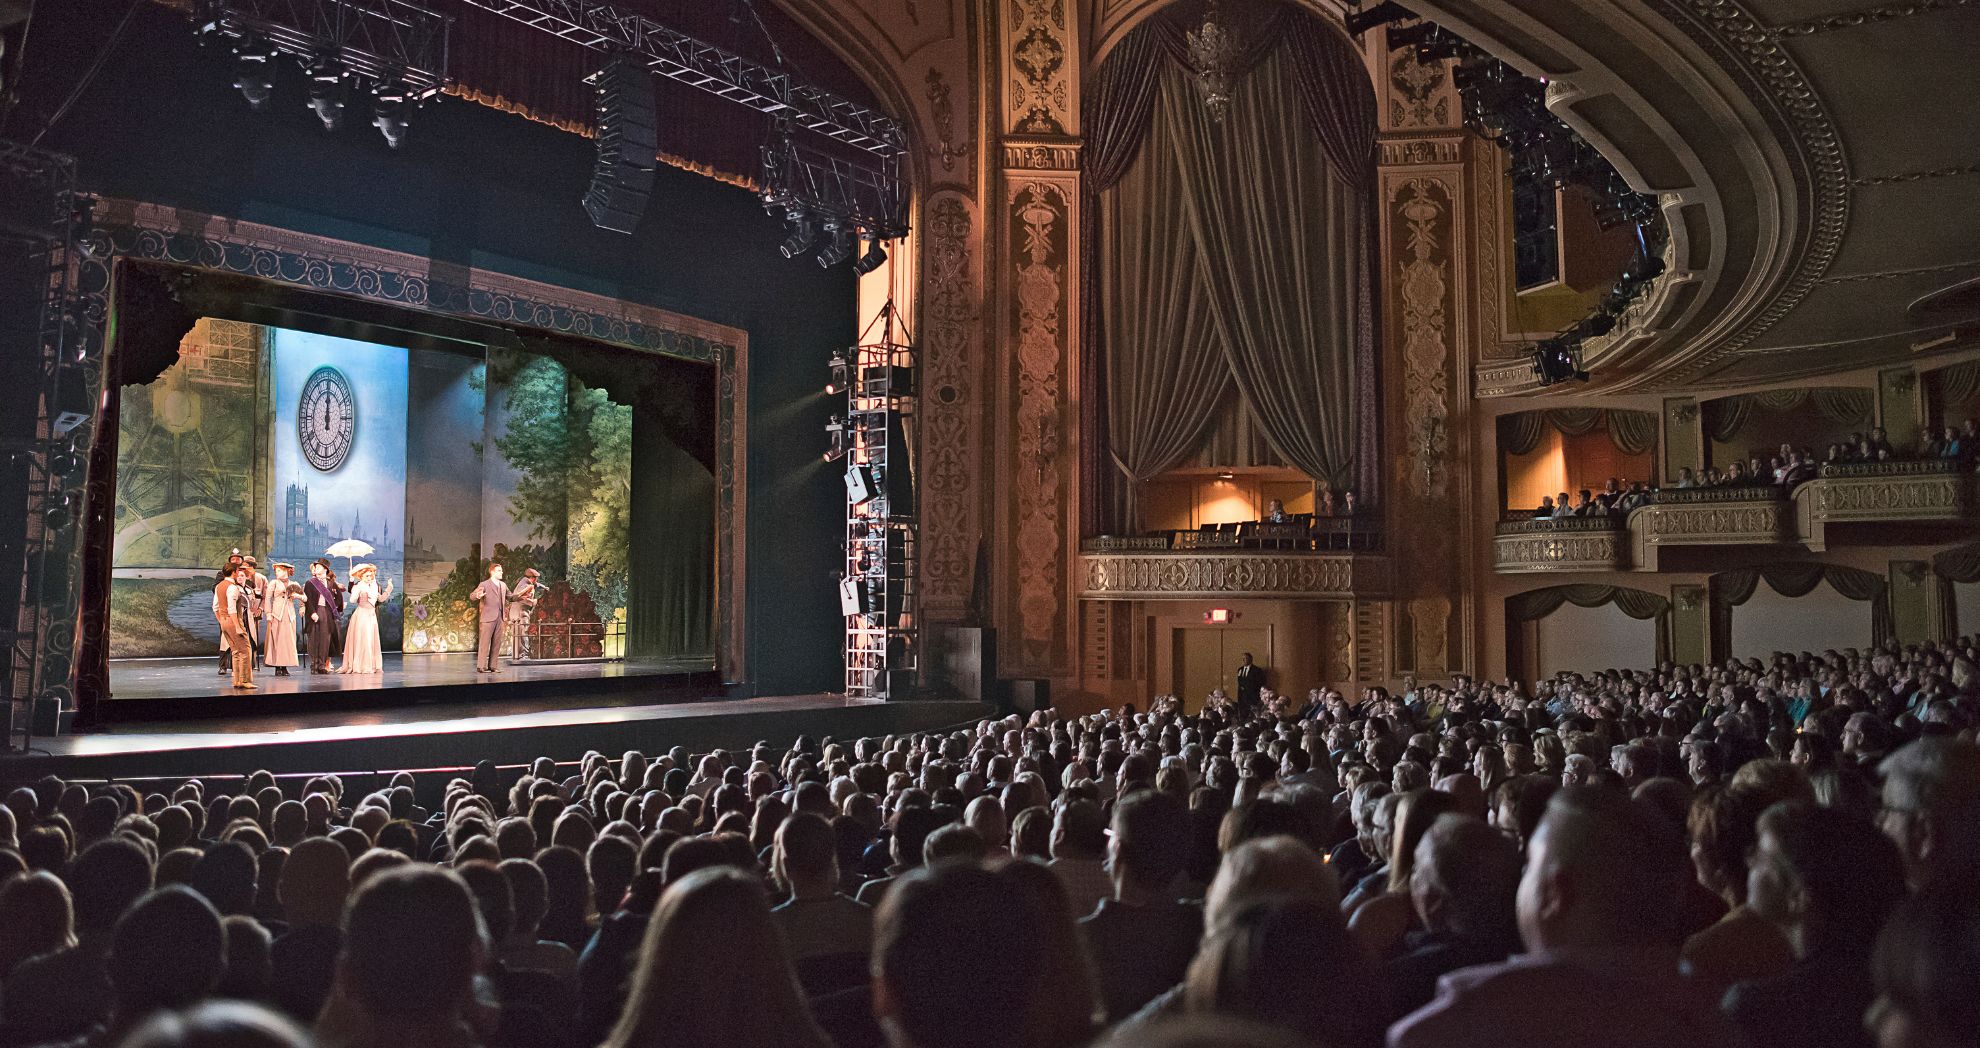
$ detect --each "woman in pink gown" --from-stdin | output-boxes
[338,564,392,675]
[262,563,304,676]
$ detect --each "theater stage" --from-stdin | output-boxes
[8,691,989,783]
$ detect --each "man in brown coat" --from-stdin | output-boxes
[213,565,257,690]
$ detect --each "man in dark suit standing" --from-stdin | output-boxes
[1235,652,1264,717]
[469,563,511,673]
[302,558,344,674]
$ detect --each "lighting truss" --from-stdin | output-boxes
[761,125,908,240]
[457,0,905,157]
[193,0,451,99]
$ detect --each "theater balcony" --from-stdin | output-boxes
[1493,463,1977,574]
[1079,526,1391,600]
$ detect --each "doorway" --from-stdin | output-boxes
[1172,626,1272,712]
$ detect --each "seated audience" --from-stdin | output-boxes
[1080,791,1202,1022]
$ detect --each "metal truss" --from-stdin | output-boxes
[193,0,452,96]
[759,127,907,240]
[457,0,904,157]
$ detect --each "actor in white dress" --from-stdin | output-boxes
[338,564,392,675]
[262,563,303,676]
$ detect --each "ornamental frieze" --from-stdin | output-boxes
[1079,554,1390,598]
[1492,533,1628,573]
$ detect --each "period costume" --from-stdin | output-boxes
[242,559,269,670]
[213,573,256,689]
[303,565,345,673]
[470,572,510,672]
[263,568,302,673]
[509,568,541,662]
[339,567,389,675]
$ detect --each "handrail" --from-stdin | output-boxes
[1494,516,1628,535]
[1817,458,1966,479]
[1655,485,1789,504]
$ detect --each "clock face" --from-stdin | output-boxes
[298,366,357,472]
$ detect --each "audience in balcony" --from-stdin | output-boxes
[1527,479,1653,521]
[1,635,1977,1048]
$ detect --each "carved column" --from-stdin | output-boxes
[993,1,1082,682]
[1373,29,1472,680]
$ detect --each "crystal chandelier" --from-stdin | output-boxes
[1187,0,1243,122]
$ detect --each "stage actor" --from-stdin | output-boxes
[339,564,391,675]
[509,567,542,663]
[303,559,345,674]
[470,563,510,673]
[213,565,256,690]
[263,562,303,676]
[242,554,269,670]
[215,552,245,676]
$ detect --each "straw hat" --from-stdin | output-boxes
[353,563,377,579]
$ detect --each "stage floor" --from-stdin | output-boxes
[108,652,711,702]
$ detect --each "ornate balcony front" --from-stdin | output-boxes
[1079,547,1391,600]
[1628,488,1796,571]
[1796,460,1977,550]
[1493,517,1629,573]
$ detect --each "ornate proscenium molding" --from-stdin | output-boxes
[1080,553,1393,600]
[1492,519,1629,573]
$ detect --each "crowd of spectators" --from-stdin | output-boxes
[1531,478,1654,520]
[2,636,1979,1048]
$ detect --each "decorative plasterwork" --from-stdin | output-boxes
[1629,498,1796,570]
[1004,0,1074,135]
[1796,469,1976,550]
[1385,45,1458,130]
[917,191,981,617]
[1006,177,1075,669]
[88,197,752,682]
[1393,178,1453,500]
[1768,0,1977,37]
[1080,553,1392,599]
[1381,138,1464,166]
[1002,142,1082,170]
[1493,531,1629,573]
[924,68,972,174]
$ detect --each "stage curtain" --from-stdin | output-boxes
[1940,360,1980,406]
[1161,48,1361,489]
[1286,12,1382,503]
[1710,563,1892,659]
[1506,584,1672,664]
[1500,413,1548,457]
[1545,408,1604,437]
[1100,114,1230,533]
[1705,396,1754,443]
[1080,22,1168,533]
[1811,388,1873,426]
[1752,389,1808,413]
[627,410,715,659]
[1932,542,1980,642]
[1607,409,1659,456]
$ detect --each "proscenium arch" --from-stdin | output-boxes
[764,0,935,190]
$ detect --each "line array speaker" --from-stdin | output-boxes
[583,53,658,234]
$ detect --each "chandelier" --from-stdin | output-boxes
[1186,0,1244,122]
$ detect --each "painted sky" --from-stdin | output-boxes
[406,349,484,560]
[271,328,408,578]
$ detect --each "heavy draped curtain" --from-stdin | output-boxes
[1933,542,1980,641]
[1710,563,1893,659]
[1091,10,1376,529]
[1498,409,1658,456]
[1505,584,1673,668]
[1938,360,1980,407]
[1706,388,1873,442]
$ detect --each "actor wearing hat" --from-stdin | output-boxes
[242,554,269,670]
[263,562,303,676]
[509,567,542,663]
[213,564,257,690]
[469,562,511,673]
[215,552,246,675]
[303,558,345,674]
[338,563,391,675]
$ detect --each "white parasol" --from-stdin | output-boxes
[324,538,374,577]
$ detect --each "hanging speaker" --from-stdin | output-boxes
[839,576,868,616]
[583,53,658,234]
[844,463,878,505]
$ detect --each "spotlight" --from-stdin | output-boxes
[825,352,850,396]
[1533,338,1588,386]
[1385,22,1438,51]
[232,38,277,112]
[49,450,84,478]
[824,414,849,462]
[1346,2,1416,36]
[371,83,410,148]
[779,209,816,259]
[816,221,853,268]
[850,236,888,276]
[42,494,74,532]
[305,56,349,131]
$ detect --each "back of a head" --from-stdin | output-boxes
[875,863,1042,1048]
[1521,786,1684,951]
[276,836,349,927]
[1184,898,1378,1046]
[606,867,822,1048]
[1112,790,1188,891]
[1755,801,1906,956]
[339,865,484,1021]
[1205,836,1340,934]
[1880,737,1980,890]
[111,886,226,1017]
[1412,814,1519,940]
[923,823,988,866]
[893,806,954,868]
[67,835,155,933]
[1871,888,1980,1047]
[114,1000,312,1048]
[776,812,838,888]
[189,841,257,917]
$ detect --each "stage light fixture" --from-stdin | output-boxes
[232,37,277,112]
[816,221,853,268]
[849,236,888,276]
[1533,338,1589,386]
[824,414,849,462]
[1346,2,1415,36]
[780,209,816,259]
[305,56,350,131]
[371,83,410,148]
[825,352,850,396]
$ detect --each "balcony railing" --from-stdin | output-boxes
[1080,549,1391,599]
[1493,517,1629,573]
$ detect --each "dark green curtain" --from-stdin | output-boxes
[1607,410,1658,455]
[1506,584,1673,665]
[627,408,715,659]
[1709,562,1893,660]
[1934,542,1980,641]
